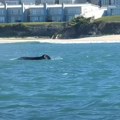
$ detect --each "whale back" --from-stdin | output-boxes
[18,54,51,60]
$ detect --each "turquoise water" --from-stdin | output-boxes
[0,42,120,120]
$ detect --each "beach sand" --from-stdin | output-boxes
[0,35,120,44]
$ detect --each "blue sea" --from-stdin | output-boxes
[0,42,120,120]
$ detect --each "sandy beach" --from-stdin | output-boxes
[0,35,120,44]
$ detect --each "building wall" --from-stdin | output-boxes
[41,0,55,4]
[75,0,107,6]
[75,0,99,4]
[107,6,120,16]
[0,7,6,23]
[100,0,110,6]
[0,3,106,23]
[75,0,87,3]
[59,0,75,4]
[7,6,23,22]
[29,6,46,22]
[47,6,63,21]
[0,0,4,4]
[111,0,120,5]
[64,6,81,21]
[111,8,120,15]
[4,0,20,5]
[21,0,35,5]
[90,0,99,5]
[35,0,41,4]
[98,0,120,6]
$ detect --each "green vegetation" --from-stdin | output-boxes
[54,16,120,39]
[0,22,65,37]
[68,16,93,34]
[0,16,120,38]
[68,16,92,26]
[22,22,65,27]
[95,16,120,23]
[0,22,65,27]
[53,17,94,38]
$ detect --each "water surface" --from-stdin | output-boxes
[0,42,120,120]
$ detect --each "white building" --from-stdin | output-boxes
[64,4,106,21]
[82,4,107,19]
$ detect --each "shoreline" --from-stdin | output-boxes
[0,35,120,44]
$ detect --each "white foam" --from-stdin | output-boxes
[52,56,63,61]
[63,73,68,76]
[10,58,18,60]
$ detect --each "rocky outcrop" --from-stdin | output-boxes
[0,23,64,38]
[0,22,120,39]
[54,22,120,39]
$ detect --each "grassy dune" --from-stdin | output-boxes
[95,16,120,22]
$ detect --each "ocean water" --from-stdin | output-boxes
[0,42,120,120]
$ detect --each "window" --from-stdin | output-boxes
[39,17,45,22]
[0,17,5,23]
[48,8,62,15]
[65,8,81,14]
[0,10,4,15]
[31,9,44,15]
[52,16,62,21]
[10,9,22,15]
[31,17,39,22]
[59,0,73,4]
[10,16,22,22]
[31,9,37,15]
[111,8,120,15]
